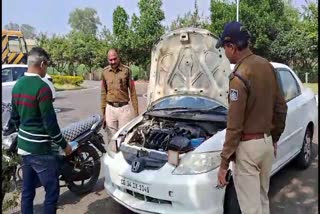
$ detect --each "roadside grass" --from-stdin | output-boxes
[303,83,318,94]
[54,84,84,91]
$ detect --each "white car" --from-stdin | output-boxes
[2,64,56,102]
[2,64,56,127]
[102,28,318,214]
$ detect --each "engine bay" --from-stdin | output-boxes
[125,117,226,153]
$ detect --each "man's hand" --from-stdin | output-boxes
[64,144,72,156]
[217,167,229,187]
[273,142,277,158]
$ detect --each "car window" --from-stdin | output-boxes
[276,68,301,102]
[153,95,223,110]
[12,67,27,81]
[2,68,13,82]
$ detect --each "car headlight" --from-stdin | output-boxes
[172,151,221,175]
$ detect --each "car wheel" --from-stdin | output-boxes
[223,176,241,214]
[295,127,313,169]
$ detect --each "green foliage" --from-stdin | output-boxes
[51,75,84,86]
[4,23,37,39]
[130,65,148,80]
[209,0,236,36]
[170,0,210,31]
[20,24,36,39]
[112,6,131,63]
[36,1,318,81]
[2,150,21,212]
[39,34,70,74]
[67,32,100,73]
[129,0,165,69]
[209,0,318,80]
[4,22,20,31]
[270,1,318,76]
[68,8,101,36]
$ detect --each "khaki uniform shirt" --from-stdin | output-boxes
[101,64,139,116]
[220,52,288,169]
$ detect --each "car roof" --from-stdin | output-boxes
[230,62,292,70]
[2,64,28,69]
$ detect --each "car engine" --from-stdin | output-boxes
[126,118,224,153]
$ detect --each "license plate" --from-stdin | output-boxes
[120,177,150,194]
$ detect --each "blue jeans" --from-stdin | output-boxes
[21,154,60,214]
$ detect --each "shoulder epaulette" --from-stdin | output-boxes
[232,70,250,91]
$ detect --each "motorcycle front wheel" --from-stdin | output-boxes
[67,144,101,195]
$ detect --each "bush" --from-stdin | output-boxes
[2,150,21,212]
[297,71,318,83]
[130,65,149,80]
[51,75,84,86]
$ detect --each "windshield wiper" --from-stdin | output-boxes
[147,107,192,113]
[168,106,226,114]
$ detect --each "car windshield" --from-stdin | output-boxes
[2,68,13,82]
[151,95,223,111]
[12,67,27,81]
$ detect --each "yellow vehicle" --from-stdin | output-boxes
[2,30,28,64]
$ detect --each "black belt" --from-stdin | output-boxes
[107,102,128,108]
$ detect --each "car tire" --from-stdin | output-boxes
[223,176,241,214]
[295,127,313,169]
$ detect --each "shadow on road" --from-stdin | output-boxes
[58,178,106,207]
[9,144,318,214]
[269,143,318,214]
[85,198,133,214]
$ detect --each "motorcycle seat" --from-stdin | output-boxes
[61,114,101,142]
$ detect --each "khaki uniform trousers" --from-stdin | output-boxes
[233,134,274,214]
[105,104,134,140]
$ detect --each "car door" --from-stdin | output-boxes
[271,68,304,172]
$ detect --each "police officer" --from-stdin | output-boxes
[101,49,139,138]
[215,22,287,214]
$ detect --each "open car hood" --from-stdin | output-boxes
[147,28,232,107]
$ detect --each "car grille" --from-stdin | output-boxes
[113,183,172,205]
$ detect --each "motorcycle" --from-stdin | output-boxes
[2,104,106,203]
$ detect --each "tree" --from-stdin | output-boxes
[210,0,287,58]
[68,8,101,36]
[169,0,209,31]
[67,32,101,75]
[271,1,318,82]
[112,6,131,62]
[209,0,236,36]
[129,0,165,70]
[20,24,37,39]
[4,22,20,31]
[99,25,114,42]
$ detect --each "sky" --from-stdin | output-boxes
[2,0,309,36]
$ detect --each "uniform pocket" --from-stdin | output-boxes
[107,79,114,91]
[119,78,128,90]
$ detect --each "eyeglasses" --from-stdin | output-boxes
[42,60,51,66]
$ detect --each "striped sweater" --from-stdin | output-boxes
[10,72,67,155]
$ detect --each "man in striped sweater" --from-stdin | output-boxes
[9,47,72,214]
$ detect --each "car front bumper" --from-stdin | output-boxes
[102,152,226,214]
